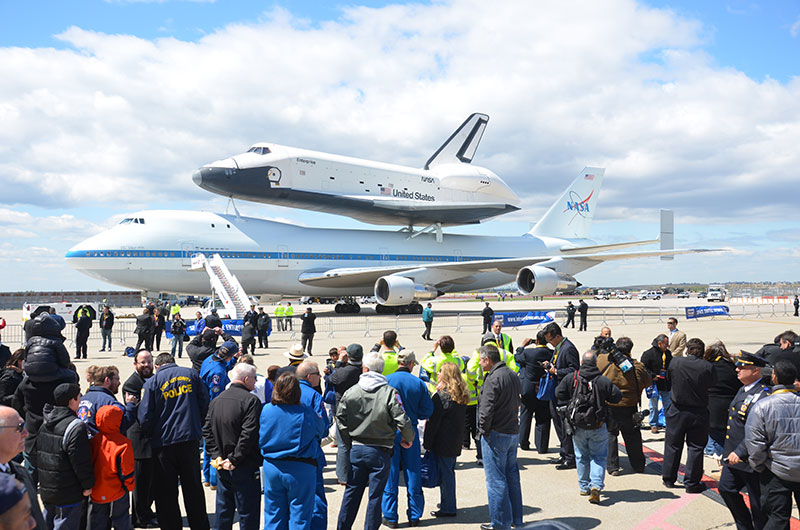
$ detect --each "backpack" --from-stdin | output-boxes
[566,372,605,430]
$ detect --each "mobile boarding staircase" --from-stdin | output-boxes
[189,253,250,319]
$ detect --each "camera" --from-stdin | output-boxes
[555,405,574,436]
[632,408,650,427]
[595,336,633,373]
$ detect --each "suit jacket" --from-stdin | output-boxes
[722,381,769,472]
[668,330,687,357]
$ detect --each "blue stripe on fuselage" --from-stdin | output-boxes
[64,249,509,262]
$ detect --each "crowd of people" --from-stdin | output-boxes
[1,306,799,530]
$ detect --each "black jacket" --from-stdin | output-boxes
[244,310,259,328]
[423,389,466,457]
[0,367,23,406]
[329,363,361,406]
[134,314,154,335]
[300,312,316,334]
[257,313,271,331]
[14,375,78,453]
[0,344,10,367]
[641,345,672,391]
[481,306,494,322]
[122,371,153,459]
[99,312,114,330]
[578,301,588,316]
[33,405,94,506]
[186,332,232,372]
[75,315,92,337]
[553,337,580,383]
[24,314,74,384]
[153,313,165,333]
[555,361,622,426]
[707,358,740,430]
[205,313,223,329]
[478,362,521,436]
[241,322,256,343]
[514,345,552,398]
[202,382,262,469]
[668,355,716,409]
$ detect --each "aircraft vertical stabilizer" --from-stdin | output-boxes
[424,113,489,169]
[529,167,605,240]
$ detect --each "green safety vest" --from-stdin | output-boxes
[421,351,465,393]
[285,306,294,317]
[381,348,400,376]
[275,306,284,317]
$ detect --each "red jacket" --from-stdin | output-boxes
[90,405,135,503]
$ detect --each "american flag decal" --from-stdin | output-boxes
[584,174,594,180]
[380,184,393,196]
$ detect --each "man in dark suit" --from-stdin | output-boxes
[122,350,158,528]
[542,322,580,469]
[719,352,769,530]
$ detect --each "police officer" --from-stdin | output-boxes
[661,338,716,494]
[719,351,769,530]
[564,302,576,329]
[138,352,210,530]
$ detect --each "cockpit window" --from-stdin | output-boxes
[119,218,133,224]
[247,146,271,155]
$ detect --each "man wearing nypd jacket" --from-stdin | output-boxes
[138,353,210,530]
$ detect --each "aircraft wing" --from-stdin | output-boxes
[298,248,720,289]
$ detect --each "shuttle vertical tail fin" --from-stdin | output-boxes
[424,113,489,169]
[529,167,605,240]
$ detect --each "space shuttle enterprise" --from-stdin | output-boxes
[192,113,522,228]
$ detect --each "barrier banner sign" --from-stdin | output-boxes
[685,305,730,320]
[494,311,555,327]
[166,319,244,338]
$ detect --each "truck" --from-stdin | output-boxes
[706,284,727,302]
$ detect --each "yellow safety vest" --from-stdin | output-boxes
[285,306,294,317]
[275,306,284,317]
[421,350,465,392]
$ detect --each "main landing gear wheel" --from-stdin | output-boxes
[334,302,361,314]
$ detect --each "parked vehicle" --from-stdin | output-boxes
[594,289,610,300]
[638,290,662,300]
[616,291,631,300]
[676,291,691,299]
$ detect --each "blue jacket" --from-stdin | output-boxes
[386,368,433,427]
[200,355,231,402]
[422,307,433,323]
[137,363,209,448]
[299,380,329,467]
[259,402,326,462]
[77,385,136,437]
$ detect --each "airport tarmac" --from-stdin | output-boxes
[4,297,799,529]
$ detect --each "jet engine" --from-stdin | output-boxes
[516,266,578,296]
[374,276,439,306]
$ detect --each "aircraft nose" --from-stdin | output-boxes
[192,169,203,186]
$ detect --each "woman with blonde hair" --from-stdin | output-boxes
[423,362,468,518]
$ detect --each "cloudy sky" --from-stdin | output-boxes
[1,0,799,292]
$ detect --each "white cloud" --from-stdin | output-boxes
[0,208,107,239]
[791,15,800,37]
[3,0,798,223]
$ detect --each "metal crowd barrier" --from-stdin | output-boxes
[2,303,793,347]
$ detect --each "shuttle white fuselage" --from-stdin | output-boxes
[192,113,522,227]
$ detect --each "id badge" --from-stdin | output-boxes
[659,369,667,379]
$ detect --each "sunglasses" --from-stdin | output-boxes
[0,421,25,433]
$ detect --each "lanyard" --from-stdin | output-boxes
[770,389,795,396]
[553,340,562,365]
[661,352,666,369]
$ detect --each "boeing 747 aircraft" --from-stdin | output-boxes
[67,167,713,312]
[192,113,521,228]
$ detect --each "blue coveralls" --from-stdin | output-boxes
[381,368,434,523]
[259,402,326,530]
[299,379,329,530]
[200,354,231,487]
